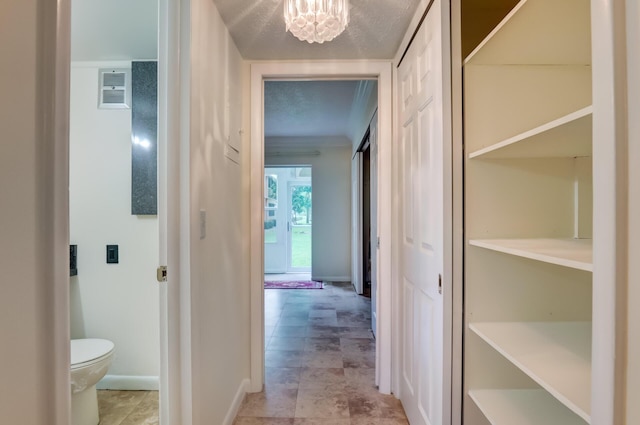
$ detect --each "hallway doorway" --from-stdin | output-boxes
[250,62,394,395]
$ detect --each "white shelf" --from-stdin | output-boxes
[464,0,591,66]
[470,322,591,423]
[469,238,592,272]
[470,389,588,425]
[469,107,592,159]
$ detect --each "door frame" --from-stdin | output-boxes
[351,151,364,294]
[250,61,394,393]
[158,0,190,423]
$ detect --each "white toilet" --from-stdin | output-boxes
[70,338,115,425]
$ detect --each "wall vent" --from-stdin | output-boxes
[98,68,131,109]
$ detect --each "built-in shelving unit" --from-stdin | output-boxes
[468,107,592,160]
[470,322,591,422]
[462,0,594,423]
[469,389,588,425]
[469,238,592,272]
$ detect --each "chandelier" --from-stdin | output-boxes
[284,0,350,44]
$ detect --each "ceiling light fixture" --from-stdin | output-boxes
[284,0,350,44]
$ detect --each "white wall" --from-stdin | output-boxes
[0,0,70,423]
[189,0,250,423]
[68,63,160,384]
[266,145,352,281]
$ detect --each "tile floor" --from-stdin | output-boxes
[234,282,408,424]
[95,282,405,425]
[97,390,159,425]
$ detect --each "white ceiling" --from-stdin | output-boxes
[213,0,421,60]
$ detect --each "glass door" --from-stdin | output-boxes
[287,173,312,272]
[264,169,287,273]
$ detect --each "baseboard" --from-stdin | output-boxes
[96,375,159,391]
[222,378,250,425]
[312,275,351,282]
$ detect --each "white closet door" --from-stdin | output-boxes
[398,1,446,423]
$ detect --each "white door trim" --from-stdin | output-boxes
[450,1,464,424]
[250,61,394,394]
[51,1,72,423]
[51,0,187,423]
[351,151,364,294]
[158,0,191,423]
[591,0,629,422]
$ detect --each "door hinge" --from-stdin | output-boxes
[157,266,168,283]
[377,237,380,249]
[438,274,442,295]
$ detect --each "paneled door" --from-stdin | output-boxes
[397,0,449,423]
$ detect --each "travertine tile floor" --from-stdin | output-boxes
[96,283,406,425]
[97,390,159,425]
[234,282,408,424]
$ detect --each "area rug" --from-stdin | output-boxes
[264,280,323,289]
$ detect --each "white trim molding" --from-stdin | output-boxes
[97,375,160,391]
[591,0,629,423]
[626,1,640,423]
[222,379,250,425]
[250,61,394,394]
[47,0,72,423]
[312,276,352,283]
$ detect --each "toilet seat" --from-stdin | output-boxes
[71,338,115,370]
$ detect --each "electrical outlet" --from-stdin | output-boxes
[106,245,119,264]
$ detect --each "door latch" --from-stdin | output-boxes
[157,266,167,283]
[438,274,442,295]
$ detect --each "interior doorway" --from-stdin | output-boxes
[250,62,393,394]
[68,1,163,424]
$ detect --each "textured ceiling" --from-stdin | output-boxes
[265,80,377,148]
[265,81,358,138]
[213,0,421,60]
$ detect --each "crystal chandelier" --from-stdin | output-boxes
[284,0,350,44]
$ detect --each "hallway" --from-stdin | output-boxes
[234,282,408,424]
